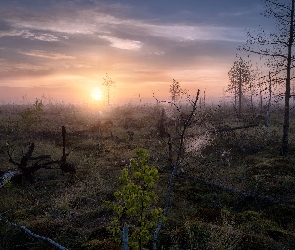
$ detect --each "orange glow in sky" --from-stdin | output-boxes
[0,1,264,105]
[91,87,103,101]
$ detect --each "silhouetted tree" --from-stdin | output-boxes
[227,57,251,116]
[242,0,295,155]
[169,79,182,103]
[102,74,115,106]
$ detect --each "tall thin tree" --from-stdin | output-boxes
[227,57,251,117]
[102,74,115,106]
[169,79,182,103]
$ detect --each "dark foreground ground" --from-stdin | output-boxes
[0,103,295,249]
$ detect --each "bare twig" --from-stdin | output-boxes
[153,90,200,250]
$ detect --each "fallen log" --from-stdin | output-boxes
[213,123,260,133]
[1,146,74,188]
[0,169,22,188]
[0,143,54,187]
[158,169,283,205]
[1,126,76,188]
[0,217,68,250]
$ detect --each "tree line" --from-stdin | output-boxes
[224,0,295,156]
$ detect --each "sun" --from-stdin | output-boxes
[91,87,103,101]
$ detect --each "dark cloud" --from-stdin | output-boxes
[0,20,11,31]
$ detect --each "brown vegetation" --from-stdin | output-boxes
[0,101,294,249]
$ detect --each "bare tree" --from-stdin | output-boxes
[242,0,295,155]
[169,79,182,103]
[102,74,115,106]
[153,90,200,250]
[227,57,251,116]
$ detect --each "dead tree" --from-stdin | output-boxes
[266,72,272,137]
[0,215,68,250]
[227,57,251,117]
[4,142,52,185]
[242,0,295,155]
[60,126,76,173]
[153,90,200,250]
[157,109,167,137]
[0,126,76,188]
[169,79,182,103]
[102,74,115,106]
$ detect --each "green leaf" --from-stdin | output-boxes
[106,148,162,248]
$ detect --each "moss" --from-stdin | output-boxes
[87,226,112,241]
[197,207,223,225]
[13,209,29,220]
[81,239,120,250]
[157,231,173,248]
[64,225,80,237]
[240,234,279,250]
[1,104,295,249]
[246,159,272,175]
[235,210,261,223]
[188,221,210,249]
[234,210,285,237]
[266,228,295,243]
[246,156,295,176]
[28,217,61,237]
[265,205,295,229]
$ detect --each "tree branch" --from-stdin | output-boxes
[242,47,288,59]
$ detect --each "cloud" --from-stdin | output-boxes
[0,29,60,41]
[0,61,49,73]
[133,23,245,43]
[0,3,245,44]
[0,1,247,102]
[0,30,23,37]
[30,33,60,41]
[99,35,142,50]
[1,6,118,35]
[19,50,76,60]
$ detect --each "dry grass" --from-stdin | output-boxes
[0,103,295,249]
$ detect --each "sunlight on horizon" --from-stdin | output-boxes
[91,87,103,101]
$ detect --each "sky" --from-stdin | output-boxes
[0,0,269,105]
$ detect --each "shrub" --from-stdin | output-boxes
[107,148,164,249]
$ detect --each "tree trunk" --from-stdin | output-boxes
[281,0,294,155]
[266,72,272,137]
[238,68,242,116]
[250,82,252,110]
[107,87,110,106]
[260,92,263,114]
[234,82,237,110]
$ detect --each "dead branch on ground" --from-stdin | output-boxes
[213,123,260,133]
[0,126,76,188]
[158,169,284,205]
[0,216,68,250]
